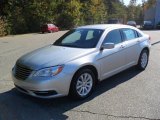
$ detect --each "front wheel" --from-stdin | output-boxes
[69,69,96,99]
[137,49,149,70]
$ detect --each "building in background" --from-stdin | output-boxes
[144,0,160,27]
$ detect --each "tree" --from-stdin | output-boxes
[88,0,107,24]
[0,17,8,36]
[130,0,137,6]
[104,0,126,23]
[126,0,143,24]
[145,0,156,9]
[3,0,58,34]
[0,0,146,36]
[56,0,81,29]
[127,0,137,20]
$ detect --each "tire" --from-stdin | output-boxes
[49,30,52,33]
[137,49,149,70]
[69,69,96,99]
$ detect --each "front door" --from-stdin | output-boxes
[98,29,126,80]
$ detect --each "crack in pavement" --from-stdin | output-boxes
[70,109,159,120]
[152,41,160,46]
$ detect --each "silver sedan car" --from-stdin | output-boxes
[12,24,151,99]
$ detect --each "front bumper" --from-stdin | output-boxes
[12,72,73,98]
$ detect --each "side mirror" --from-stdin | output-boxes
[101,43,115,50]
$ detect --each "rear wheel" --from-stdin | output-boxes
[49,30,52,33]
[137,49,149,70]
[69,69,96,99]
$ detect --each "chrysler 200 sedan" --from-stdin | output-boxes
[12,24,151,99]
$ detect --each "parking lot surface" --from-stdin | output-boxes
[0,30,160,120]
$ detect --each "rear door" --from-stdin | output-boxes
[120,28,141,66]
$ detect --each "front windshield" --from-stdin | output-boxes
[54,29,104,48]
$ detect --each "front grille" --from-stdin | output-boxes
[15,64,33,80]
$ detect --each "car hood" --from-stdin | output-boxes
[16,45,96,70]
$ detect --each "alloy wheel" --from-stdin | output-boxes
[76,73,93,97]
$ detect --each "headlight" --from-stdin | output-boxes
[33,65,64,77]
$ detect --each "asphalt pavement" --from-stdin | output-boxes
[0,30,160,120]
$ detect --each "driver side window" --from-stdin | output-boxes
[103,29,122,44]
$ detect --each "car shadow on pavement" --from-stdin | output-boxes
[0,67,142,120]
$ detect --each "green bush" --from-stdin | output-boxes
[0,17,7,37]
[56,13,75,29]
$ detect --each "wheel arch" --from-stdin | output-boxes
[142,47,150,55]
[68,64,99,98]
[136,47,149,70]
[72,65,99,82]
[137,47,150,64]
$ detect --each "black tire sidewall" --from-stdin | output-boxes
[48,30,52,33]
[137,49,149,70]
[69,69,96,99]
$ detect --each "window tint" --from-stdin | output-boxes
[137,31,142,37]
[133,30,142,38]
[103,29,122,44]
[86,30,94,40]
[62,31,81,44]
[122,29,136,40]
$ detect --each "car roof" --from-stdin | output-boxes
[77,24,131,30]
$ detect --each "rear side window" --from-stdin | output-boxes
[103,29,122,44]
[133,30,142,38]
[137,31,142,37]
[121,29,136,40]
